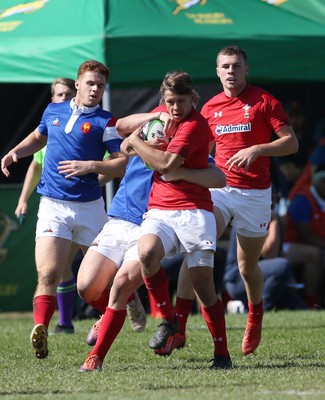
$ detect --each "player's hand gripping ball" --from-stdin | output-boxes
[140,119,168,143]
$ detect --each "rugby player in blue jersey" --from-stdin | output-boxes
[1,60,127,360]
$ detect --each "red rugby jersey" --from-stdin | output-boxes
[201,84,290,189]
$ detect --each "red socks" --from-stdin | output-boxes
[89,288,110,314]
[174,296,193,335]
[33,295,56,328]
[201,299,229,357]
[143,267,174,322]
[91,307,127,361]
[247,300,263,325]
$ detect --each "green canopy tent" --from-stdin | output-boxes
[0,0,325,85]
[105,0,325,86]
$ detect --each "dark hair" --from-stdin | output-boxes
[216,45,248,65]
[160,70,194,97]
[77,60,110,81]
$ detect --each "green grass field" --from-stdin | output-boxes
[0,310,324,400]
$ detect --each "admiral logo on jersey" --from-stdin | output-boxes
[216,122,252,135]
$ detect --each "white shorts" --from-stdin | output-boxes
[140,209,216,268]
[36,196,108,246]
[210,186,272,238]
[89,217,140,267]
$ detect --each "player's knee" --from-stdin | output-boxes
[139,248,160,271]
[114,276,132,297]
[38,269,60,288]
[238,260,258,281]
[77,283,97,303]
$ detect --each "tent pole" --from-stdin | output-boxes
[102,83,114,210]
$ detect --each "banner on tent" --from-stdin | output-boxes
[0,186,39,312]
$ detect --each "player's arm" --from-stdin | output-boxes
[120,134,167,157]
[1,128,46,177]
[116,112,177,138]
[126,128,184,174]
[162,163,226,188]
[226,126,299,172]
[15,159,42,217]
[250,125,299,158]
[116,112,161,137]
[57,153,128,180]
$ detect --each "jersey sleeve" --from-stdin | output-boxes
[103,116,123,153]
[37,104,52,136]
[262,94,291,132]
[200,102,215,142]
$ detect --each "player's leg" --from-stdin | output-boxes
[213,206,227,240]
[174,257,195,336]
[230,186,271,355]
[154,257,194,356]
[80,260,143,371]
[139,211,180,349]
[77,249,117,306]
[31,236,71,359]
[139,232,178,348]
[54,242,80,334]
[237,233,265,355]
[169,203,228,337]
[77,248,118,346]
[188,250,232,370]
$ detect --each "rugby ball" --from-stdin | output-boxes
[140,119,167,143]
[139,119,167,170]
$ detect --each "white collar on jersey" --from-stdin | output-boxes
[64,99,100,134]
[70,98,99,114]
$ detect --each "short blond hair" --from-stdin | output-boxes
[51,78,75,96]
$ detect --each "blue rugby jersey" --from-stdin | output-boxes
[37,100,122,202]
[108,156,153,226]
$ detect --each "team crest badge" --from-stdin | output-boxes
[243,104,251,119]
[81,122,92,134]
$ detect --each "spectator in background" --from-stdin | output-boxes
[273,101,311,200]
[14,77,79,335]
[312,102,325,146]
[283,164,325,308]
[275,154,304,199]
[288,139,325,201]
[313,117,325,146]
[284,100,312,160]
